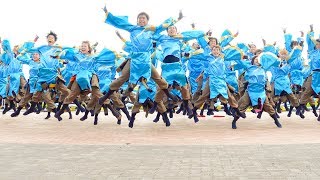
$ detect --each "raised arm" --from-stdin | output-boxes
[114,30,133,53]
[287,46,303,64]
[16,53,32,65]
[171,30,205,41]
[220,29,238,48]
[145,10,183,34]
[103,5,135,32]
[306,25,316,53]
[94,48,118,66]
[283,28,293,52]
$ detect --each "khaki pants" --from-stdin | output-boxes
[64,75,100,105]
[94,92,124,114]
[238,91,275,115]
[111,91,125,109]
[32,91,56,112]
[56,80,70,103]
[110,60,168,91]
[18,84,33,107]
[153,84,191,113]
[300,76,319,104]
[273,93,299,107]
[194,81,237,109]
[238,72,246,97]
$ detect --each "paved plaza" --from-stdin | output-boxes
[1,110,320,179]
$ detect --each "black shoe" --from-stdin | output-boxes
[36,103,42,114]
[153,112,161,123]
[55,104,68,121]
[287,106,294,117]
[276,103,282,113]
[169,108,173,118]
[161,112,171,127]
[23,101,37,115]
[207,109,214,116]
[232,116,240,129]
[11,106,22,117]
[94,114,98,125]
[271,114,282,128]
[121,107,131,120]
[68,111,72,119]
[75,108,81,115]
[90,110,94,116]
[128,113,136,128]
[188,108,197,119]
[2,104,9,114]
[80,110,89,121]
[257,111,263,119]
[103,104,109,116]
[45,112,51,119]
[182,108,187,115]
[311,105,319,117]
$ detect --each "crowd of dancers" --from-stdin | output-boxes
[1,5,320,129]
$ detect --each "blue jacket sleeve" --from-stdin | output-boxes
[105,11,135,32]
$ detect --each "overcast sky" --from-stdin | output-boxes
[1,0,318,78]
[1,0,319,52]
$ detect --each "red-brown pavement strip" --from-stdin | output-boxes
[0,111,320,145]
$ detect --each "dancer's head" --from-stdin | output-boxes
[167,26,178,36]
[211,45,221,57]
[208,37,218,48]
[47,31,57,46]
[80,41,92,54]
[137,12,149,26]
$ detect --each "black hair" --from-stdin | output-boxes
[251,55,258,65]
[137,12,149,21]
[290,40,298,49]
[208,37,219,45]
[47,31,57,41]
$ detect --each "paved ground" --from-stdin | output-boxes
[1,110,320,179]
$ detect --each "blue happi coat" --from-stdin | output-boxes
[105,11,177,84]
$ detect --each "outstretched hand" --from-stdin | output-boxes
[310,24,314,32]
[234,31,239,37]
[115,30,122,39]
[282,28,287,34]
[102,4,107,13]
[300,31,304,37]
[178,10,184,21]
[93,42,98,47]
[262,38,266,46]
[34,35,39,42]
[191,23,195,29]
[206,29,212,36]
